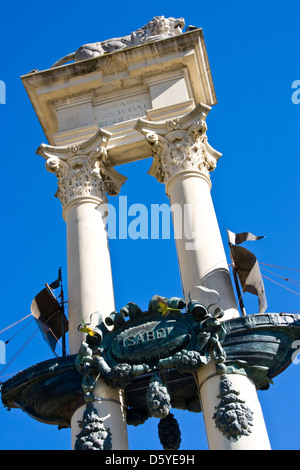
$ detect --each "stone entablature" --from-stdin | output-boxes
[22,29,217,165]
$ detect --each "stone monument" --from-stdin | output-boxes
[1,15,300,451]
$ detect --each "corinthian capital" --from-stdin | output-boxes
[36,129,127,213]
[135,104,221,191]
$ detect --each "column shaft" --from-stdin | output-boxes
[135,107,239,319]
[37,130,129,450]
[71,382,128,450]
[167,171,238,318]
[197,362,271,450]
[65,199,114,354]
[65,199,128,449]
[135,107,270,450]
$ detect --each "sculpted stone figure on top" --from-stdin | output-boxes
[51,16,185,67]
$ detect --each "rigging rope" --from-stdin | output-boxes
[0,329,38,380]
[229,262,300,309]
[260,266,300,285]
[261,274,300,296]
[0,314,32,336]
[259,262,300,272]
[4,319,34,346]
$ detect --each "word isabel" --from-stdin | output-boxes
[121,326,174,348]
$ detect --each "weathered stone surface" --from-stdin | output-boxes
[51,16,185,67]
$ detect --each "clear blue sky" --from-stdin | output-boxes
[0,0,299,450]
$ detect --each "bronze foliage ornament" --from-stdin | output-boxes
[74,402,112,450]
[146,373,171,419]
[213,374,254,440]
[75,293,226,450]
[74,292,300,448]
[158,413,182,450]
[76,294,226,393]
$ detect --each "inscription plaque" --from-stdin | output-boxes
[94,93,151,127]
[111,318,189,364]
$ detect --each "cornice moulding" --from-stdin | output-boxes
[21,30,217,151]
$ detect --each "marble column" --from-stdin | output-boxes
[135,105,238,320]
[197,362,271,450]
[37,129,129,450]
[136,106,271,450]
